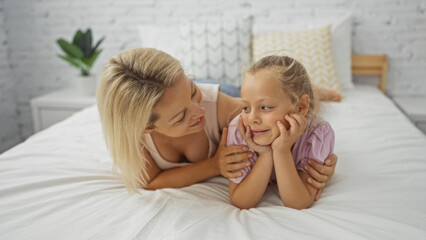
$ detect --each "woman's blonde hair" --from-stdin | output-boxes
[97,48,183,193]
[245,55,318,120]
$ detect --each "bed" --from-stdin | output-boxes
[1,52,426,239]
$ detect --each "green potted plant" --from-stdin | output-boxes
[57,28,105,96]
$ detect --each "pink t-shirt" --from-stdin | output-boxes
[227,113,335,184]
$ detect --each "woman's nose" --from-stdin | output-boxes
[190,102,205,119]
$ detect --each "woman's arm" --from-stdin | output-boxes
[228,152,273,209]
[144,129,252,190]
[145,152,219,190]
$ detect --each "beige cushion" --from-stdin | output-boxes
[252,25,341,92]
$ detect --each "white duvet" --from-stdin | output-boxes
[1,85,426,240]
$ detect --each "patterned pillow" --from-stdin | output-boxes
[179,18,252,86]
[252,25,341,92]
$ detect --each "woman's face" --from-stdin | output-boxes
[240,70,295,146]
[149,74,205,138]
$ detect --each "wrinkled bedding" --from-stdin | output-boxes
[1,85,425,240]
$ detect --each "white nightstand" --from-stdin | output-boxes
[31,89,96,132]
[393,97,426,134]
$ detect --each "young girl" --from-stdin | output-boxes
[226,55,335,209]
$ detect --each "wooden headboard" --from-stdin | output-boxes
[351,54,388,94]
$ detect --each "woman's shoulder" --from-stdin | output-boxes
[195,81,241,130]
[217,93,241,130]
[197,83,220,103]
[195,80,241,98]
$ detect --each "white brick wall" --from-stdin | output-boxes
[0,0,20,153]
[1,0,426,152]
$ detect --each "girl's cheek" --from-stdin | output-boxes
[276,113,291,130]
[241,114,249,126]
[283,119,291,130]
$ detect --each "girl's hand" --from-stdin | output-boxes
[237,116,272,155]
[304,154,338,201]
[271,114,307,152]
[214,127,253,178]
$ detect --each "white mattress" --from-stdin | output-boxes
[1,85,426,240]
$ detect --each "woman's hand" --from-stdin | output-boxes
[271,114,307,152]
[304,154,338,201]
[238,116,272,155]
[214,127,253,178]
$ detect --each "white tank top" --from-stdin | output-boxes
[143,83,221,170]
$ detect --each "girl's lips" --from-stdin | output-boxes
[251,129,269,136]
[190,116,205,127]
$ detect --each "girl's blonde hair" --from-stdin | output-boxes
[97,48,183,193]
[245,55,317,119]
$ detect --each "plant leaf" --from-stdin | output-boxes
[91,36,105,55]
[86,29,92,48]
[83,49,102,68]
[58,54,90,76]
[57,39,83,59]
[57,54,84,69]
[79,29,92,58]
[72,30,84,46]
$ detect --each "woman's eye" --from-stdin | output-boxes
[261,106,272,110]
[191,86,197,98]
[175,114,186,125]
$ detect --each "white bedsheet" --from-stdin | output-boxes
[1,85,426,240]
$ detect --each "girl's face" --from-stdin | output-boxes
[241,70,296,146]
[148,74,205,138]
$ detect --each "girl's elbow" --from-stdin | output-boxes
[282,202,311,210]
[231,199,256,210]
[282,196,314,210]
[230,194,257,210]
[300,201,314,210]
[291,203,312,210]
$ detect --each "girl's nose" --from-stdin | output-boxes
[248,110,261,124]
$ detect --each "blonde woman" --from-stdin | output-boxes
[97,48,337,198]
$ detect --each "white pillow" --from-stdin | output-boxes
[137,24,183,59]
[253,14,353,89]
[178,18,252,86]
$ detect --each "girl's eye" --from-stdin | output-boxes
[242,107,250,112]
[261,106,272,110]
